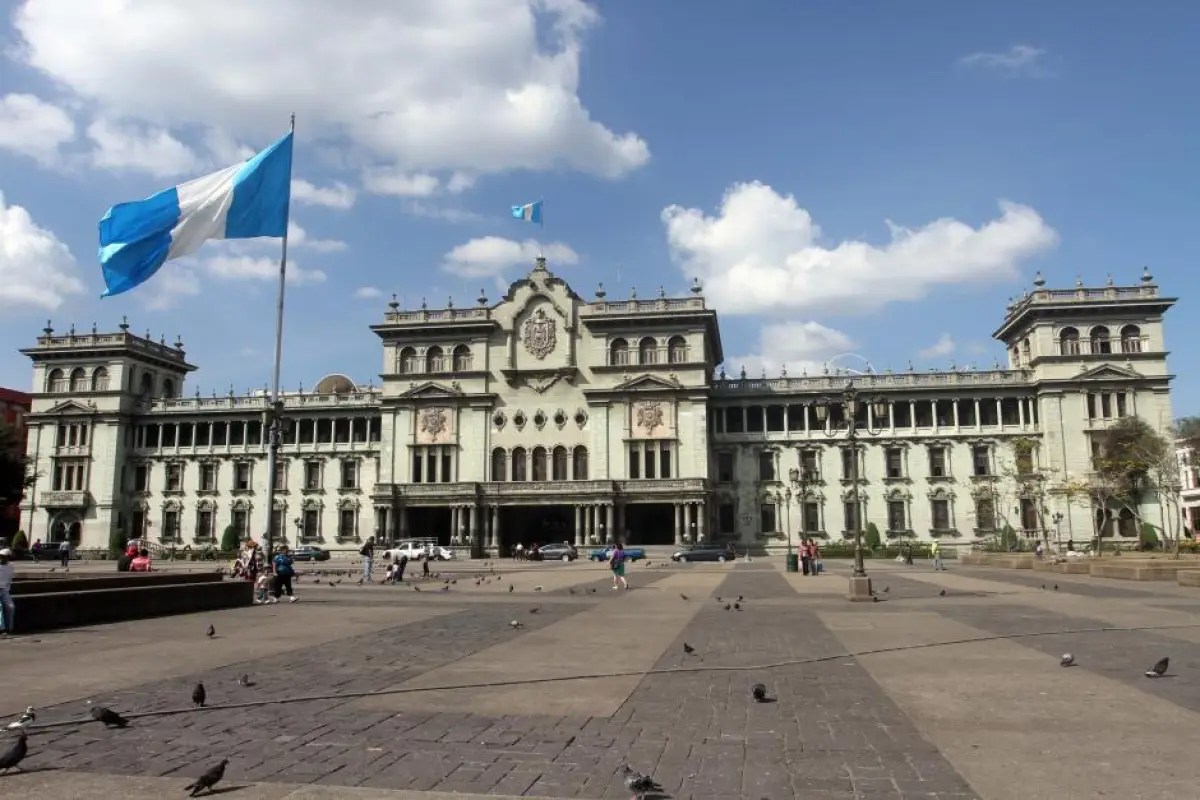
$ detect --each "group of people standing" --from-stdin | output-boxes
[799,538,822,576]
[232,541,298,604]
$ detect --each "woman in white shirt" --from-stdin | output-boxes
[0,548,15,635]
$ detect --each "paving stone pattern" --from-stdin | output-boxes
[18,566,979,798]
[938,602,1200,716]
[962,567,1158,599]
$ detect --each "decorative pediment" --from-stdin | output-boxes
[45,399,94,414]
[338,496,361,510]
[499,366,579,393]
[613,373,682,392]
[401,381,463,399]
[161,498,183,511]
[231,497,253,511]
[1077,363,1141,381]
[884,487,912,501]
[927,486,955,500]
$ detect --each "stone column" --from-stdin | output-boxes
[469,504,478,554]
[398,505,409,539]
[674,503,684,546]
[586,505,595,544]
[450,506,459,544]
[604,503,614,544]
[615,502,625,541]
[574,506,584,546]
[697,500,706,541]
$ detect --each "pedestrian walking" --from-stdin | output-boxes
[0,548,14,635]
[397,553,409,583]
[799,539,811,576]
[360,536,375,582]
[271,545,297,603]
[931,540,945,571]
[58,539,71,568]
[609,541,629,591]
[809,538,821,576]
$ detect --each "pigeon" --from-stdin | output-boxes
[192,682,206,708]
[205,624,215,639]
[683,642,695,655]
[938,589,947,597]
[738,595,744,602]
[716,596,722,602]
[1145,657,1169,678]
[529,607,539,614]
[589,587,597,593]
[90,705,129,727]
[621,764,663,798]
[534,586,543,592]
[509,584,514,593]
[881,586,890,594]
[724,604,731,611]
[751,683,768,702]
[510,621,524,629]
[1053,584,1059,591]
[237,674,255,687]
[6,707,34,731]
[184,758,229,796]
[568,587,576,595]
[1060,654,1075,667]
[680,593,689,601]
[1040,584,1046,590]
[0,731,28,773]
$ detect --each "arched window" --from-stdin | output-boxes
[1117,507,1137,538]
[1095,507,1113,539]
[91,367,110,391]
[1090,326,1111,355]
[638,337,658,365]
[398,347,419,374]
[161,378,175,398]
[491,448,507,482]
[552,446,568,481]
[425,346,445,373]
[511,447,527,481]
[1059,327,1080,355]
[1120,324,1142,353]
[1021,338,1031,362]
[139,373,154,398]
[609,338,629,366]
[668,335,688,363]
[452,344,472,372]
[69,368,87,392]
[1010,346,1020,368]
[46,368,66,393]
[531,446,548,481]
[572,445,589,480]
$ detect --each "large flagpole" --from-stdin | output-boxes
[263,113,296,567]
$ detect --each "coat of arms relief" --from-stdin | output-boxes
[636,401,665,435]
[521,308,557,360]
[418,407,450,442]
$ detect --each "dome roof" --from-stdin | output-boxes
[314,373,358,394]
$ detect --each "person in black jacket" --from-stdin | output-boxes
[359,537,375,582]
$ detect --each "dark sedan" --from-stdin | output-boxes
[670,543,735,563]
[532,543,579,562]
[290,545,331,562]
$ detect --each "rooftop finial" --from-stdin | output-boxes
[118,315,129,332]
[43,320,53,337]
[1142,265,1154,283]
[68,323,75,336]
[630,286,637,300]
[420,297,427,310]
[1075,275,1083,288]
[595,282,606,299]
[533,255,548,272]
[1032,270,1045,287]
[388,293,399,312]
[447,296,454,309]
[1106,273,1115,287]
[477,288,487,306]
[91,322,98,335]
[175,334,184,350]
[658,285,666,298]
[691,277,703,295]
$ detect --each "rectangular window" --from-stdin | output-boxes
[1015,447,1034,475]
[302,508,319,540]
[339,509,356,539]
[234,462,251,491]
[887,500,907,532]
[1101,394,1112,419]
[304,461,322,490]
[232,509,247,537]
[426,451,437,483]
[660,443,672,479]
[270,509,285,543]
[800,449,820,479]
[718,503,735,534]
[717,452,733,483]
[165,463,182,491]
[412,452,423,483]
[179,424,194,447]
[130,509,145,539]
[230,421,245,446]
[1020,498,1038,531]
[629,446,640,479]
[758,451,775,482]
[843,501,859,532]
[200,463,216,491]
[929,447,947,478]
[340,460,357,489]
[212,423,227,446]
[841,448,856,480]
[760,503,777,533]
[802,502,820,533]
[643,446,656,479]
[972,445,991,476]
[440,452,452,483]
[273,461,287,491]
[975,497,996,530]
[885,448,903,479]
[161,424,176,448]
[133,464,149,491]
[163,510,180,541]
[931,499,950,530]
[1116,393,1128,417]
[197,509,214,540]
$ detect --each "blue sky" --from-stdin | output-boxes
[1,1,1197,412]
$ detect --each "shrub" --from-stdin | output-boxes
[999,525,1019,551]
[9,530,27,553]
[864,522,882,551]
[1139,522,1159,551]
[108,526,126,557]
[220,525,241,553]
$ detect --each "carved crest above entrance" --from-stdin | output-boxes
[636,401,665,435]
[417,406,452,444]
[521,308,557,360]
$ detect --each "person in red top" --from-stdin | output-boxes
[130,548,152,572]
[799,539,811,575]
[808,538,821,576]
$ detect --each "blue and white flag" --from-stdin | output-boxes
[98,131,294,298]
[511,200,543,226]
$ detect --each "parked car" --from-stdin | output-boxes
[290,545,330,562]
[532,543,578,562]
[670,543,734,563]
[384,540,454,561]
[588,546,646,562]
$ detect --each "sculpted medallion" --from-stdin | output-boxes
[419,407,449,440]
[521,308,557,359]
[636,401,665,434]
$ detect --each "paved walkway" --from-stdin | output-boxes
[2,557,1200,798]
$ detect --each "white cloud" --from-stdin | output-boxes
[85,118,201,178]
[726,320,856,378]
[403,201,483,223]
[917,333,956,361]
[958,45,1047,76]
[203,254,326,284]
[12,0,648,183]
[287,221,347,253]
[0,93,76,166]
[362,169,441,197]
[0,191,86,310]
[292,178,356,209]
[442,236,579,279]
[663,182,1058,316]
[140,267,202,311]
[354,286,384,300]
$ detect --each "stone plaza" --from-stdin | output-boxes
[2,556,1200,798]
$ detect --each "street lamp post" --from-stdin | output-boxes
[770,486,794,569]
[813,380,888,601]
[1052,511,1064,553]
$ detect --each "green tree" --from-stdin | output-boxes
[864,522,882,551]
[1139,522,1159,551]
[999,524,1019,551]
[0,419,35,507]
[220,524,240,553]
[10,530,27,554]
[108,525,125,557]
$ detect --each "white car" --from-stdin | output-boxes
[384,542,454,561]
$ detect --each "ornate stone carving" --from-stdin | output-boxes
[420,407,449,438]
[521,308,557,359]
[636,401,664,434]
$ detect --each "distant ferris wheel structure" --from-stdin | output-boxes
[822,353,877,377]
